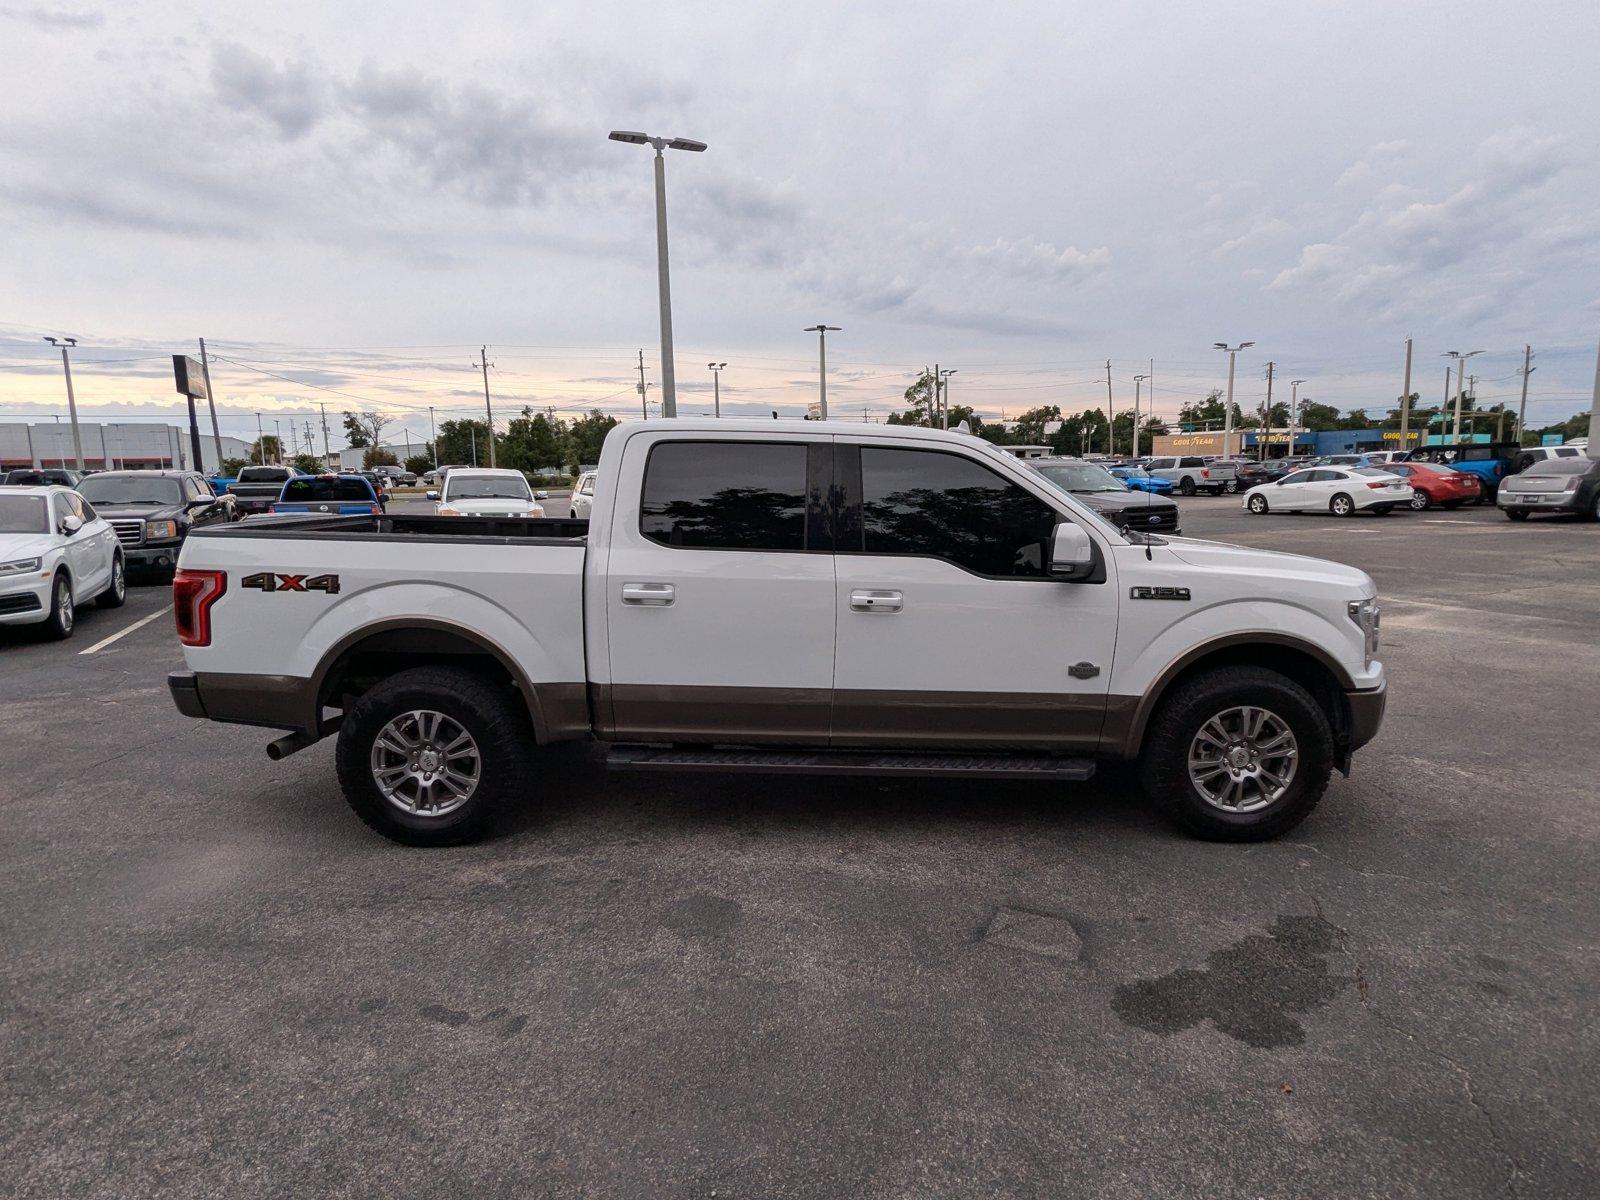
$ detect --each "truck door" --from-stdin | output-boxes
[601,435,835,743]
[830,442,1118,752]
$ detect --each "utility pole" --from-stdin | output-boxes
[198,337,223,471]
[1516,344,1535,445]
[637,350,650,419]
[1260,361,1275,461]
[43,337,84,470]
[1214,341,1254,459]
[255,412,265,464]
[1288,380,1306,457]
[474,346,497,466]
[1105,360,1115,455]
[1132,374,1148,457]
[1444,349,1484,442]
[428,406,438,468]
[1587,334,1600,461]
[320,404,331,466]
[1398,338,1414,453]
[272,419,283,465]
[708,362,726,417]
[805,325,840,420]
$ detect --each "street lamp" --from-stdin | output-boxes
[1443,349,1485,441]
[1287,380,1307,457]
[43,336,84,470]
[708,362,726,418]
[1132,373,1148,456]
[804,325,841,419]
[609,130,708,418]
[939,368,958,429]
[1213,341,1254,458]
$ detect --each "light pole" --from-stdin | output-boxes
[1213,342,1254,458]
[255,412,265,464]
[708,362,726,418]
[939,368,958,429]
[43,337,84,470]
[1287,380,1306,457]
[609,130,707,419]
[473,346,497,467]
[804,325,841,419]
[1132,374,1148,457]
[1443,349,1485,441]
[428,405,438,468]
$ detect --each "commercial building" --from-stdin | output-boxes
[1150,428,1431,458]
[0,422,250,474]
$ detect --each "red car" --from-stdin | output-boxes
[1386,461,1480,510]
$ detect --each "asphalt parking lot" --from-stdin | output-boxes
[3,496,1597,1198]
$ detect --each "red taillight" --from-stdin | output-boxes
[173,569,226,647]
[1200,468,1210,478]
[1366,481,1387,489]
[369,504,381,515]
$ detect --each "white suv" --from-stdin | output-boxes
[0,486,126,639]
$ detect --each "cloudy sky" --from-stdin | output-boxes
[2,0,1597,447]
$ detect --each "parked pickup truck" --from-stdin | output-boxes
[1145,455,1237,496]
[228,465,306,516]
[167,420,1386,846]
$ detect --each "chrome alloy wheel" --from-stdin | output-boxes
[56,577,74,633]
[369,710,481,817]
[1186,706,1299,814]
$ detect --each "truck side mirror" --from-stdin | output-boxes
[426,490,439,501]
[1048,523,1095,580]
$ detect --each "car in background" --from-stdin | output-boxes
[1383,461,1480,510]
[1402,443,1516,501]
[1026,457,1181,536]
[269,474,385,517]
[1107,465,1174,494]
[357,471,391,510]
[1510,445,1584,474]
[1356,450,1408,467]
[1145,455,1235,496]
[228,465,306,516]
[3,467,84,487]
[428,467,546,518]
[570,470,597,518]
[1497,458,1600,521]
[1242,466,1410,517]
[76,469,235,576]
[1225,460,1289,490]
[372,465,418,487]
[0,486,124,639]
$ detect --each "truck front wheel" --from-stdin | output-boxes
[1138,666,1333,841]
[336,666,534,846]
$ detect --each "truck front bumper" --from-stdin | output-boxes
[1345,681,1386,752]
[126,541,183,570]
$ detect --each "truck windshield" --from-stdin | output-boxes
[0,494,48,533]
[77,476,183,506]
[447,477,532,501]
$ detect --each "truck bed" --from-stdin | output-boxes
[193,513,590,544]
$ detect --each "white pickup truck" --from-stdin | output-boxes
[168,419,1386,846]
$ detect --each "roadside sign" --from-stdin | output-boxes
[172,355,208,399]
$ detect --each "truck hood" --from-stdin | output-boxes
[1161,536,1375,596]
[1075,490,1175,514]
[91,502,184,522]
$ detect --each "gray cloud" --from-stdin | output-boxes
[0,6,102,29]
[211,43,330,139]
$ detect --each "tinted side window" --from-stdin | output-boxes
[1180,457,1204,468]
[855,447,1058,578]
[282,479,374,502]
[641,442,809,551]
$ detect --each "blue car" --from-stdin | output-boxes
[269,474,383,516]
[1401,443,1517,501]
[1110,466,1176,494]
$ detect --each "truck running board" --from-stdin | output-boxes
[606,745,1096,781]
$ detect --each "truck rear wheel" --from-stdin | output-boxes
[1138,666,1333,841]
[336,666,534,846]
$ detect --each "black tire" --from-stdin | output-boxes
[1223,478,1239,494]
[1179,477,1197,496]
[1329,493,1355,517]
[43,571,75,640]
[1504,509,1529,521]
[335,666,535,846]
[1247,493,1269,514]
[1409,488,1431,511]
[1137,666,1334,842]
[96,554,127,608]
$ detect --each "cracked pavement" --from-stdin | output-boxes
[2,499,1596,1197]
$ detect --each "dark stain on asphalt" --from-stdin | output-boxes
[663,893,743,938]
[420,1004,471,1027]
[1111,914,1346,1048]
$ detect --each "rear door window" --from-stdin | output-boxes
[640,441,811,551]
[851,446,1058,578]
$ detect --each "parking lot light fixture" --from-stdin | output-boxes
[708,362,726,417]
[43,336,84,471]
[804,325,841,419]
[1214,342,1254,457]
[1443,350,1485,441]
[609,130,708,418]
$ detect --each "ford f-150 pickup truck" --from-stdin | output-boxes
[167,420,1386,846]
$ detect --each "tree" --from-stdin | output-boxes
[363,445,399,468]
[249,435,281,464]
[343,411,391,450]
[404,454,434,476]
[435,419,490,466]
[1298,401,1342,431]
[885,369,938,427]
[291,453,321,474]
[564,410,618,471]
[501,407,568,473]
[220,457,247,478]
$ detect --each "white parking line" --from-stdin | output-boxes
[78,605,171,655]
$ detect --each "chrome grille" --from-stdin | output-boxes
[109,520,144,547]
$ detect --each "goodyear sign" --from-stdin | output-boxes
[1381,430,1422,442]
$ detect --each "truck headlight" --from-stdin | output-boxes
[145,519,179,539]
[1347,597,1381,667]
[0,557,42,577]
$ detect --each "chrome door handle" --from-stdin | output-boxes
[850,589,902,613]
[621,582,675,606]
